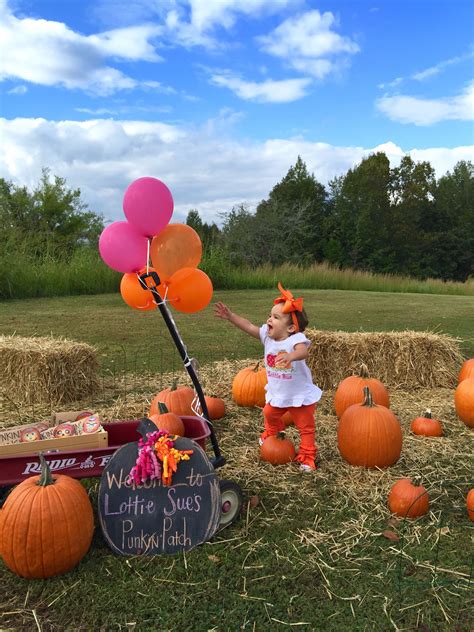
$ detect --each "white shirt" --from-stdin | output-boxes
[259,324,322,408]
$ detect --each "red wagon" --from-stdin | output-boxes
[0,416,242,528]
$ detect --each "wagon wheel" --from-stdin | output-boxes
[219,480,243,528]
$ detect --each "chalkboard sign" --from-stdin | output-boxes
[98,436,221,556]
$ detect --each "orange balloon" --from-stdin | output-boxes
[166,267,213,313]
[120,267,164,311]
[150,224,202,279]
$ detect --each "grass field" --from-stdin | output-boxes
[0,289,473,631]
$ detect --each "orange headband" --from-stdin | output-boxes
[274,282,303,332]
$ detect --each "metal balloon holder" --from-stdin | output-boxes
[138,270,226,469]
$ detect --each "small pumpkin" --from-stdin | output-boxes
[388,478,429,518]
[337,386,402,468]
[454,378,474,428]
[260,432,296,465]
[410,409,443,437]
[458,358,474,383]
[232,361,267,407]
[0,454,94,578]
[467,489,474,521]
[149,402,185,436]
[204,396,225,420]
[150,381,195,417]
[334,363,389,419]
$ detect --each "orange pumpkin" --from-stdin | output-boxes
[410,409,443,437]
[0,454,94,578]
[150,381,195,417]
[467,489,474,521]
[149,402,185,436]
[232,362,267,407]
[204,396,225,420]
[458,358,474,383]
[334,364,389,419]
[337,386,402,468]
[388,478,429,518]
[260,432,296,465]
[454,378,474,428]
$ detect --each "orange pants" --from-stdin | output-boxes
[262,403,317,467]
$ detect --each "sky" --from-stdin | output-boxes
[0,0,473,225]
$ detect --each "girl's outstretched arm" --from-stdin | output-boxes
[214,302,260,339]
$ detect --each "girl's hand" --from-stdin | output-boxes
[276,351,292,369]
[214,302,232,320]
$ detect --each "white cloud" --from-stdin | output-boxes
[187,0,292,32]
[379,48,474,89]
[209,71,311,102]
[376,82,474,125]
[0,3,165,95]
[1,116,471,225]
[7,84,28,95]
[258,10,359,78]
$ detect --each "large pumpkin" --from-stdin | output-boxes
[150,381,195,417]
[334,364,389,419]
[149,402,185,436]
[232,362,267,407]
[410,409,443,437]
[467,489,474,522]
[388,478,429,518]
[458,358,474,383]
[260,432,296,465]
[0,454,94,578]
[337,386,402,468]
[454,378,474,428]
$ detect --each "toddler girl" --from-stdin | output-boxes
[214,283,322,471]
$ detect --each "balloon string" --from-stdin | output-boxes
[146,238,150,274]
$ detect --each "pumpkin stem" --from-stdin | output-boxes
[158,402,169,415]
[359,363,370,378]
[253,361,261,372]
[37,453,55,487]
[412,475,424,487]
[276,431,286,440]
[423,409,432,419]
[170,380,178,391]
[362,386,375,407]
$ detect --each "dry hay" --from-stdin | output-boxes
[0,334,100,406]
[305,329,464,389]
[0,357,471,624]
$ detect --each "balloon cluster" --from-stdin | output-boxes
[98,177,213,313]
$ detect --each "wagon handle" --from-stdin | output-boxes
[138,271,225,469]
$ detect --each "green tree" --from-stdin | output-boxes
[389,155,436,277]
[429,160,474,280]
[255,156,327,264]
[0,169,104,257]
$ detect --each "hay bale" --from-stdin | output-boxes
[305,329,464,389]
[0,335,100,405]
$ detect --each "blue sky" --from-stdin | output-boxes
[1,0,473,224]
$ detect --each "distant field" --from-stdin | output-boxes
[0,289,472,372]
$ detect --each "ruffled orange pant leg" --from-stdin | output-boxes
[288,403,317,468]
[261,404,286,442]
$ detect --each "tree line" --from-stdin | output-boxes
[1,154,473,283]
[188,154,473,282]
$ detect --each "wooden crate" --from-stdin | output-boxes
[0,430,108,458]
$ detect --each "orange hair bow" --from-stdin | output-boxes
[274,282,303,331]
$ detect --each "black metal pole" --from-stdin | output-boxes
[139,271,225,468]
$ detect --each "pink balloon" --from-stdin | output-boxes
[98,221,148,273]
[123,177,174,237]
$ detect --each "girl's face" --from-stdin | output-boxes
[267,303,295,340]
